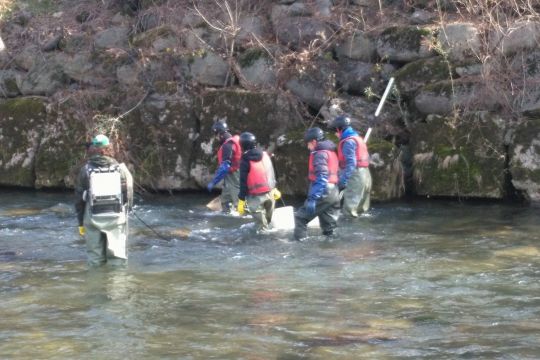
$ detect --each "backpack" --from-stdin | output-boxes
[87,165,123,215]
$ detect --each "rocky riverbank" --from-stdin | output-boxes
[0,0,539,204]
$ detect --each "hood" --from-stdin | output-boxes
[88,155,118,167]
[245,148,263,161]
[315,139,336,152]
[340,127,359,140]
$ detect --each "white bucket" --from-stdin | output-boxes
[271,206,320,230]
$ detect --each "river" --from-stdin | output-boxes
[0,189,539,359]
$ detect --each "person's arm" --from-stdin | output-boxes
[339,139,357,187]
[238,156,250,201]
[120,163,134,211]
[209,142,233,188]
[307,151,329,201]
[74,165,88,226]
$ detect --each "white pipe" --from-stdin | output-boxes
[375,77,395,117]
[365,77,395,143]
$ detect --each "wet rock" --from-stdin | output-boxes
[410,112,507,198]
[509,117,540,203]
[0,97,47,187]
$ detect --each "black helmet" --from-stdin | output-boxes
[212,120,229,134]
[304,127,325,143]
[239,132,256,150]
[330,115,351,131]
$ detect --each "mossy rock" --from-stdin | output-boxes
[131,25,175,48]
[369,138,405,201]
[377,26,436,62]
[410,113,506,198]
[34,99,88,189]
[0,97,47,187]
[126,98,198,190]
[395,57,454,96]
[238,47,269,68]
[509,116,540,203]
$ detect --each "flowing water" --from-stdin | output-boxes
[0,189,539,359]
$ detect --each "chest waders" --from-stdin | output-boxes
[84,165,129,265]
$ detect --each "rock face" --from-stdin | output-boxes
[0,2,539,205]
[410,113,507,198]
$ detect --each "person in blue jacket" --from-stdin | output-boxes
[207,120,242,213]
[330,115,372,217]
[294,127,340,240]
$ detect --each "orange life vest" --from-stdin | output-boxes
[338,135,369,168]
[217,135,241,172]
[247,152,275,195]
[308,150,339,184]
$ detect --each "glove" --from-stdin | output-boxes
[207,182,215,192]
[306,200,316,216]
[237,199,246,216]
[78,226,86,236]
[273,188,282,200]
[338,182,346,191]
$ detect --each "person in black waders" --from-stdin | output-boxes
[207,120,242,214]
[75,134,133,266]
[294,127,340,241]
[237,132,280,233]
[330,115,372,218]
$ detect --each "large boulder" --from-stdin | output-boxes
[187,51,231,87]
[34,99,87,188]
[437,23,481,61]
[0,98,47,187]
[237,47,277,89]
[18,58,68,96]
[509,117,540,204]
[126,96,198,190]
[275,17,334,50]
[414,79,500,116]
[376,26,435,63]
[394,57,454,97]
[410,112,507,198]
[285,59,338,110]
[0,70,22,97]
[335,31,377,62]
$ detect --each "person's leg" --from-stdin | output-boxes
[294,203,316,240]
[342,169,363,218]
[318,187,340,236]
[221,171,240,213]
[247,195,267,231]
[263,193,276,226]
[86,226,106,266]
[358,168,372,213]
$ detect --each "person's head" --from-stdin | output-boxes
[304,127,325,151]
[330,115,351,136]
[88,134,113,156]
[212,120,229,140]
[239,132,257,151]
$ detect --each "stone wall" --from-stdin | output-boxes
[1,1,539,204]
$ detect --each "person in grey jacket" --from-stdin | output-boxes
[75,134,133,266]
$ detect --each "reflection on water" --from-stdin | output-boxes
[1,190,539,359]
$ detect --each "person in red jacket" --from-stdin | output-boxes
[294,127,340,240]
[237,132,278,232]
[330,115,372,217]
[207,120,242,213]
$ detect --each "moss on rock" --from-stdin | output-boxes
[0,97,47,187]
